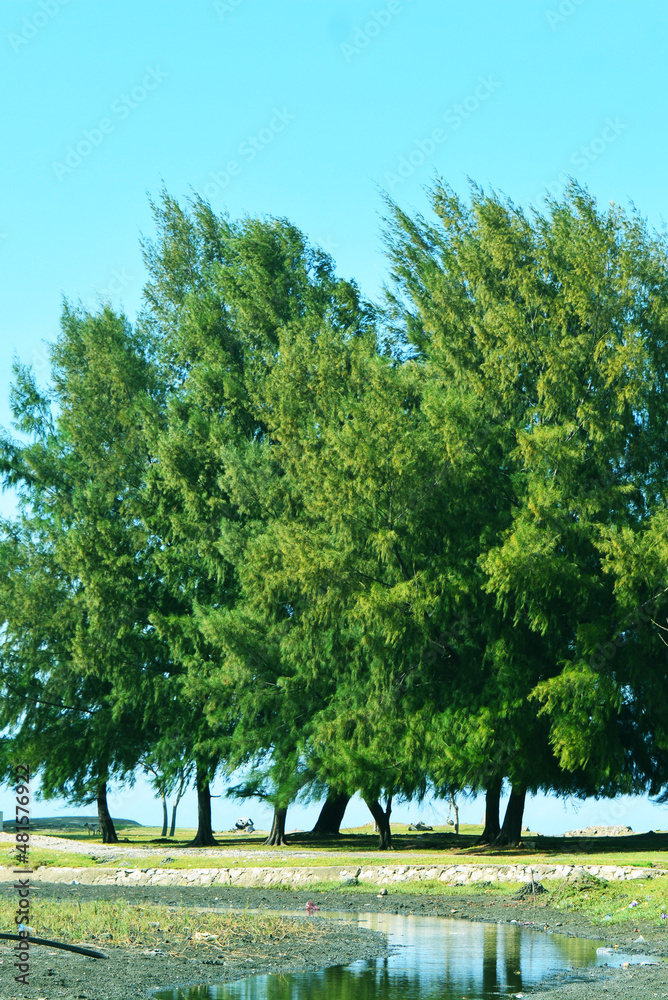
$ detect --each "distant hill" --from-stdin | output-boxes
[2,815,142,830]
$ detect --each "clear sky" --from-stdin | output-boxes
[1,0,668,835]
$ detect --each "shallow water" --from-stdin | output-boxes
[154,910,658,1000]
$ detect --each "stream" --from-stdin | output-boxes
[154,909,659,999]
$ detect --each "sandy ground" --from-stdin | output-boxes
[0,830,322,862]
[1,880,668,998]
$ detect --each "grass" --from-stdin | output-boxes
[0,845,97,869]
[0,898,327,955]
[6,823,668,873]
[546,872,668,927]
[278,877,527,897]
[275,870,668,929]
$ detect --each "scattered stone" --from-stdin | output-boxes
[564,825,633,837]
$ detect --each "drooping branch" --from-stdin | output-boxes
[0,933,108,959]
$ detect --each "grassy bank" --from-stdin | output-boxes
[5,874,668,941]
[19,829,668,869]
[0,897,327,953]
[0,845,97,868]
[298,871,668,928]
[3,825,668,875]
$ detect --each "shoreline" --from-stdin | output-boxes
[2,881,668,998]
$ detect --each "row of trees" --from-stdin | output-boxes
[2,181,668,847]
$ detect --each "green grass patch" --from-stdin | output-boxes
[24,825,668,874]
[0,846,97,869]
[294,877,526,897]
[0,898,327,953]
[546,872,668,927]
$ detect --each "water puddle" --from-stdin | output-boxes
[154,910,660,1000]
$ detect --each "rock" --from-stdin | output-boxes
[564,825,633,837]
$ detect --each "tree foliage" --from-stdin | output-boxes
[2,182,668,847]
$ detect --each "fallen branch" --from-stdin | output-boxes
[0,932,109,959]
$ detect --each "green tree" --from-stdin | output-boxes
[137,192,376,841]
[217,308,469,847]
[384,180,668,839]
[0,307,175,841]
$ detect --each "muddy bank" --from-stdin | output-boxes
[1,881,667,998]
[0,928,384,1000]
[0,887,385,999]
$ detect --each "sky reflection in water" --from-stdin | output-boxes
[155,910,655,1000]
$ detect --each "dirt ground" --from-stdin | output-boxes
[2,881,668,998]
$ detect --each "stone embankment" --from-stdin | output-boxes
[0,862,664,888]
[564,825,634,837]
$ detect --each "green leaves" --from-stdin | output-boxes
[4,180,668,831]
[384,179,668,799]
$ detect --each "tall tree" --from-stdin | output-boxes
[138,191,377,837]
[0,307,177,841]
[384,180,668,837]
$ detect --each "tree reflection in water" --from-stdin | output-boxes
[155,911,640,1000]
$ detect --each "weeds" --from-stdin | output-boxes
[547,873,668,926]
[0,899,327,952]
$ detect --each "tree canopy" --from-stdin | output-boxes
[2,181,668,846]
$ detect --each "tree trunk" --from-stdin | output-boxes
[161,795,168,838]
[449,791,459,835]
[478,779,502,844]
[364,797,392,850]
[264,806,288,846]
[169,773,187,838]
[493,785,526,846]
[311,791,350,836]
[187,763,219,847]
[96,782,118,844]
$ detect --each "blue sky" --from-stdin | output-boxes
[2,0,668,835]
